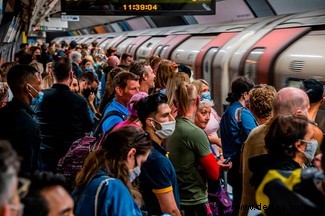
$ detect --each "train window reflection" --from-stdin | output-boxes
[286,78,325,132]
[203,47,219,86]
[286,78,303,88]
[243,48,265,83]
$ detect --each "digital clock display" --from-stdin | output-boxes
[123,4,159,11]
[61,0,215,15]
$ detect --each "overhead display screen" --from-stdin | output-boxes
[61,0,215,15]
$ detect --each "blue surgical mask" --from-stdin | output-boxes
[27,84,44,106]
[129,156,141,182]
[201,92,211,101]
[85,67,94,72]
[300,139,318,161]
[159,89,166,95]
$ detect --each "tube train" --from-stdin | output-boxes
[55,9,325,131]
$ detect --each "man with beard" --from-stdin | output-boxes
[79,72,99,121]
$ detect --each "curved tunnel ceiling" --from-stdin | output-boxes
[2,0,325,34]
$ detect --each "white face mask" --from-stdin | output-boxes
[150,119,176,139]
[129,166,141,183]
[299,139,318,161]
[129,156,141,182]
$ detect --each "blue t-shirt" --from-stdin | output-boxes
[139,141,180,215]
[102,98,128,132]
[72,170,142,216]
[220,101,258,159]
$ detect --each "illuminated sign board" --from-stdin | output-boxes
[61,0,215,15]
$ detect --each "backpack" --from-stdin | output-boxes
[57,110,126,188]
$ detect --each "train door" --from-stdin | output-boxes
[241,27,310,85]
[100,35,119,51]
[273,30,325,131]
[151,35,190,59]
[114,37,136,56]
[211,15,295,114]
[195,32,238,86]
[127,35,152,59]
[170,35,217,79]
[77,36,94,45]
[136,37,166,60]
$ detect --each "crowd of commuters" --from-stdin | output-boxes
[0,40,324,216]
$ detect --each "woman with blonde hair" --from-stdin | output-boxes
[165,72,190,117]
[166,82,230,215]
[73,126,152,216]
[192,79,222,153]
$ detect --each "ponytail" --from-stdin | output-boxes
[175,82,197,116]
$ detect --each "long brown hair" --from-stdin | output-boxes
[75,126,152,205]
[155,60,176,90]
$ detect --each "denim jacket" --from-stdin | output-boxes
[72,170,142,216]
[220,102,258,159]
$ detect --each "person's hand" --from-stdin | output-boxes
[88,92,95,104]
[217,160,232,172]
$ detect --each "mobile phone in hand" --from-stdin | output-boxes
[223,157,231,164]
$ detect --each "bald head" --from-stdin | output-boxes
[107,56,120,67]
[272,87,310,117]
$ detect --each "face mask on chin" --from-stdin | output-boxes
[27,84,44,106]
[150,119,176,139]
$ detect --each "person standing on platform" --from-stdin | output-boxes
[137,93,181,216]
[35,57,93,172]
[129,60,156,94]
[220,76,257,216]
[166,82,230,216]
[0,65,42,176]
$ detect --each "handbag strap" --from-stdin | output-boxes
[94,177,112,216]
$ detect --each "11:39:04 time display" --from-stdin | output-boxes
[123,4,158,11]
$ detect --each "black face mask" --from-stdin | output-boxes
[83,88,92,99]
[35,55,41,62]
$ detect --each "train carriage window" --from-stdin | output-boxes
[160,46,169,59]
[286,77,325,133]
[286,78,304,88]
[78,37,93,45]
[136,37,165,60]
[243,48,265,83]
[82,37,97,45]
[203,47,219,86]
[116,37,135,56]
[154,45,163,56]
[99,38,113,49]
[126,44,134,54]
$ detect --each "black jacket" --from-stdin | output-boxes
[249,154,301,189]
[35,84,93,163]
[0,98,40,176]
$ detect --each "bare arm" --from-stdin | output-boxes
[208,135,222,147]
[155,190,181,216]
